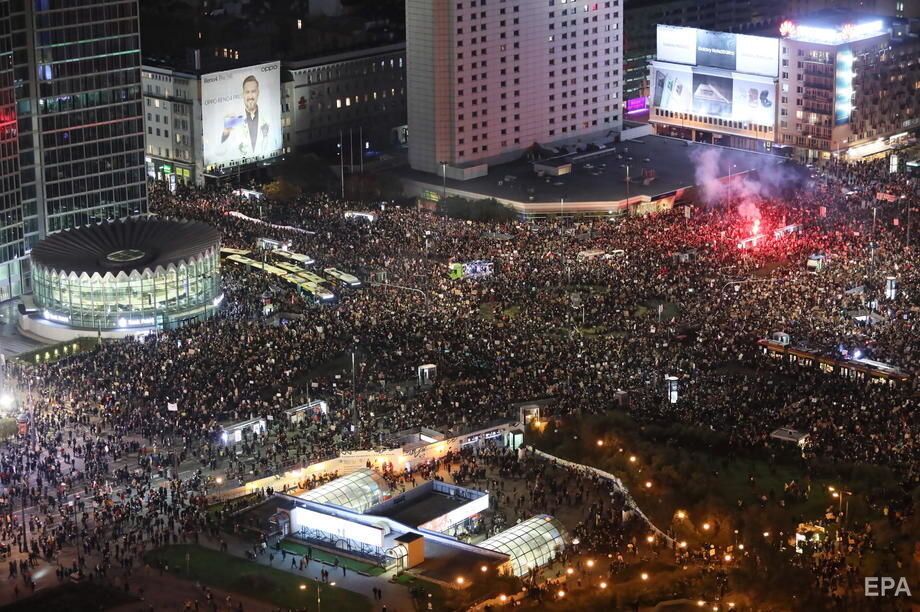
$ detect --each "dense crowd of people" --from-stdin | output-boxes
[0,153,915,608]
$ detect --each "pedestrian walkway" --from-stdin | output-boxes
[200,533,414,612]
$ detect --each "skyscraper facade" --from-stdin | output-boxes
[0,0,24,301]
[4,0,146,299]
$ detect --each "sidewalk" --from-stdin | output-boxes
[200,533,414,612]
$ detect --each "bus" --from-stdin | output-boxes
[758,336,909,384]
[324,267,361,287]
[344,211,377,223]
[271,249,315,267]
[220,247,251,258]
[225,254,288,277]
[290,278,334,302]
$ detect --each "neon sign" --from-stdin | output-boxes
[780,19,885,45]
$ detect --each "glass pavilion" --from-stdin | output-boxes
[480,514,568,576]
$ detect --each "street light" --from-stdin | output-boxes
[640,572,649,581]
[439,161,448,201]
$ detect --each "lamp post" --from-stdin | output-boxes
[439,161,448,201]
[625,165,630,214]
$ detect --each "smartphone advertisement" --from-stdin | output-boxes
[731,76,775,126]
[201,61,283,167]
[691,73,733,118]
[652,65,693,113]
[653,62,776,126]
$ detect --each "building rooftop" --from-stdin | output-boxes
[372,490,470,528]
[30,218,220,279]
[398,135,783,208]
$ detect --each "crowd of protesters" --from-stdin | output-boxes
[0,153,915,608]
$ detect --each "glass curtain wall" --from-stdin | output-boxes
[33,249,219,328]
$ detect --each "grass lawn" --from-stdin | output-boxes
[279,539,386,576]
[0,582,137,612]
[144,545,371,612]
[531,412,882,551]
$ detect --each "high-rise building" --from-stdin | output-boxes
[406,0,624,177]
[5,0,147,299]
[647,12,919,162]
[0,0,24,301]
[775,12,918,161]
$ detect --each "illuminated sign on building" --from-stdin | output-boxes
[834,47,854,125]
[656,25,778,78]
[291,507,384,548]
[625,97,649,114]
[779,19,886,45]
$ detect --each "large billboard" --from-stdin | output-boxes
[652,63,775,127]
[201,61,282,167]
[651,64,693,113]
[656,25,778,78]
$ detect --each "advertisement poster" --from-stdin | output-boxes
[692,73,733,118]
[658,26,779,78]
[656,25,697,65]
[652,65,693,113]
[695,30,737,71]
[201,61,282,167]
[731,77,775,126]
[736,34,779,77]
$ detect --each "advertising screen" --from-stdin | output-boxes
[201,61,282,167]
[736,34,779,77]
[656,25,697,65]
[834,47,853,126]
[691,73,733,118]
[653,60,776,127]
[651,65,693,113]
[695,30,737,71]
[291,507,384,548]
[657,26,778,77]
[731,76,775,126]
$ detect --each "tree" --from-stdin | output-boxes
[344,173,404,202]
[0,418,17,442]
[262,178,303,202]
[269,152,338,195]
[438,196,516,222]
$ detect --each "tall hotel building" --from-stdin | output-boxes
[407,0,624,176]
[0,0,146,300]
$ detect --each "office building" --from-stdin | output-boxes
[142,43,407,187]
[287,43,407,153]
[775,12,919,160]
[6,0,147,301]
[406,0,624,177]
[0,0,22,301]
[648,13,920,161]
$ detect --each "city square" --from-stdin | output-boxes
[0,1,916,612]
